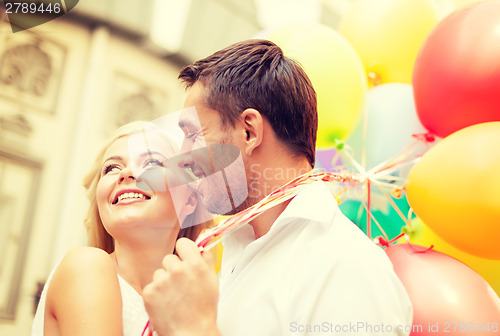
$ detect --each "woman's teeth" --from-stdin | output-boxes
[117,192,146,202]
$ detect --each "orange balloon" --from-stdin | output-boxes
[399,217,500,296]
[406,122,500,259]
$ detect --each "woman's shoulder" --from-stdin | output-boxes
[60,246,113,268]
[54,247,117,286]
[48,247,118,298]
[45,247,123,334]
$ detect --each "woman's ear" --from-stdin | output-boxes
[240,108,263,156]
[178,190,198,228]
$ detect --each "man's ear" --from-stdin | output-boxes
[240,108,263,156]
[178,190,198,228]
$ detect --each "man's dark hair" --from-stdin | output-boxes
[179,39,318,167]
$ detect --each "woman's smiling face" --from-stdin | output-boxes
[96,131,194,236]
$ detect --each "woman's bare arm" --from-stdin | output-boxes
[45,247,123,336]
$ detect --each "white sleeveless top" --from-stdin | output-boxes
[31,265,149,336]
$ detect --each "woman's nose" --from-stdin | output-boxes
[118,166,137,183]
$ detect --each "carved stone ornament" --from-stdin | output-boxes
[0,43,52,97]
[0,113,33,137]
[116,92,155,127]
[0,31,65,114]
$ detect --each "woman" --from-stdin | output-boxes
[31,121,209,335]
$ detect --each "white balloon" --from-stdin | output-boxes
[345,83,428,171]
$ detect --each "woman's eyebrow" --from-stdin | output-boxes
[102,151,170,166]
[102,155,123,164]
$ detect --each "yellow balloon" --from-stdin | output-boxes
[406,122,500,259]
[211,239,224,274]
[208,216,228,274]
[268,23,367,148]
[399,217,500,297]
[339,0,439,86]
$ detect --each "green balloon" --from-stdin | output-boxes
[339,195,414,240]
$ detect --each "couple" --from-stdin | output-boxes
[32,39,412,336]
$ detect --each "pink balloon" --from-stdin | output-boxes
[385,244,500,335]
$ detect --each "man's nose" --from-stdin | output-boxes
[177,152,194,169]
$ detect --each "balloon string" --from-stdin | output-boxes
[367,139,422,176]
[375,233,405,248]
[330,148,343,170]
[337,131,436,248]
[366,180,372,239]
[400,216,434,253]
[409,240,434,253]
[141,320,153,336]
[372,157,420,182]
[412,131,436,143]
[367,131,434,177]
[196,169,360,251]
[360,193,389,243]
[375,232,434,255]
[372,180,411,226]
[361,102,369,170]
[339,145,367,176]
[373,174,406,182]
[407,207,415,228]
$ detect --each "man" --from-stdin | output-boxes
[143,39,412,336]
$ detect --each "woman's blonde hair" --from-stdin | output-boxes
[83,121,209,253]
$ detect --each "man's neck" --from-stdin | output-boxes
[249,199,292,238]
[248,160,312,239]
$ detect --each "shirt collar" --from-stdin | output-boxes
[273,180,338,225]
[222,180,339,246]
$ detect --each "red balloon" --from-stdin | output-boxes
[413,2,500,138]
[385,244,500,335]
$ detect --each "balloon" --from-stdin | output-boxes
[400,217,500,297]
[210,215,228,274]
[413,1,500,138]
[212,240,224,274]
[340,194,413,241]
[385,244,500,335]
[339,0,438,86]
[345,83,429,171]
[428,0,457,19]
[406,122,500,259]
[268,23,367,147]
[315,148,343,172]
[455,0,492,8]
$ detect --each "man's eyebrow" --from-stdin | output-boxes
[139,150,168,159]
[178,120,190,128]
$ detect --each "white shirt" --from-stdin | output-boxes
[217,181,413,336]
[118,275,150,336]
